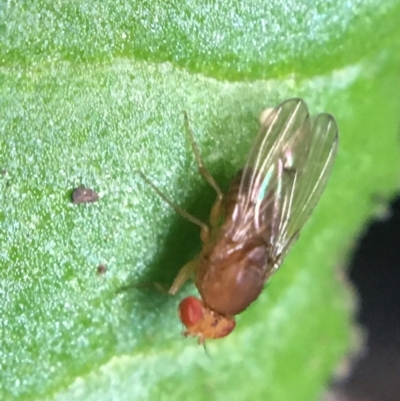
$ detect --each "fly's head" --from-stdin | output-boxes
[178,296,236,343]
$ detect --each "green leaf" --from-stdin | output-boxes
[1,1,400,400]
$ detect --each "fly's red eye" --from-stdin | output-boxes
[179,296,204,328]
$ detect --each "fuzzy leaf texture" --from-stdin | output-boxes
[1,1,400,401]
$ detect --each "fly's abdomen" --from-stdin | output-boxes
[198,240,268,316]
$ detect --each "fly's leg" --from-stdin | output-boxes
[117,281,170,295]
[169,259,198,295]
[183,111,224,228]
[137,156,209,294]
[208,197,223,229]
[137,170,210,243]
[138,114,225,295]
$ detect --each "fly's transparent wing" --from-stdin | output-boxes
[232,98,338,268]
[279,112,338,251]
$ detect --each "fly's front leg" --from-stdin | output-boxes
[183,111,224,229]
[169,258,199,295]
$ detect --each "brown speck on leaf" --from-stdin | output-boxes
[71,186,99,204]
[1,169,10,188]
[97,264,107,275]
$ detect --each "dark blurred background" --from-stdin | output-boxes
[326,195,400,401]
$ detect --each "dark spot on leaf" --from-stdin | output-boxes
[97,264,107,275]
[71,186,99,204]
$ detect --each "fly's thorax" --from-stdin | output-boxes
[196,237,269,316]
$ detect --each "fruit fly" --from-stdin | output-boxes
[140,98,338,343]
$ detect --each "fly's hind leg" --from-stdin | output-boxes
[183,111,224,228]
